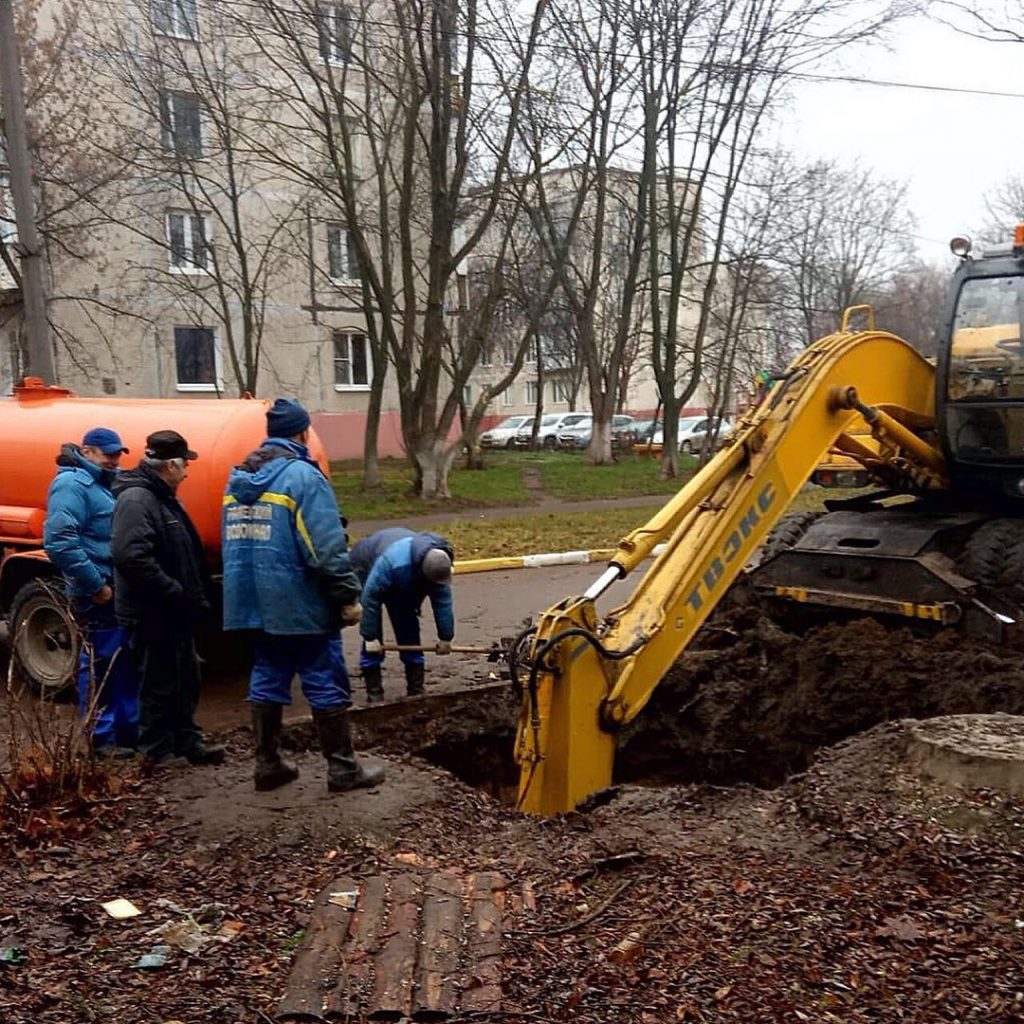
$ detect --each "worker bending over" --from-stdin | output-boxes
[222,398,382,793]
[350,528,455,703]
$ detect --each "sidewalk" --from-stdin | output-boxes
[353,491,671,534]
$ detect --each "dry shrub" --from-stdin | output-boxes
[1,619,134,845]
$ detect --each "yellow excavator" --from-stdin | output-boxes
[514,225,1024,815]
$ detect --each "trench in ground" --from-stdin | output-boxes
[406,612,1024,803]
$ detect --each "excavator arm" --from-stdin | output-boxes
[515,328,945,815]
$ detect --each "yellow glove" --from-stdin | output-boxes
[340,602,362,626]
[435,639,453,656]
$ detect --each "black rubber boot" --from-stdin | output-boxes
[312,707,385,792]
[251,702,299,791]
[184,740,226,766]
[405,662,425,697]
[363,665,385,704]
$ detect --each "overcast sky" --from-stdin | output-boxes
[773,14,1024,265]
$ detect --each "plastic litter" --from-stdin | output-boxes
[101,898,141,920]
[132,944,171,969]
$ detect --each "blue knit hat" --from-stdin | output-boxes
[266,398,311,439]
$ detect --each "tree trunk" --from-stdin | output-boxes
[414,439,457,499]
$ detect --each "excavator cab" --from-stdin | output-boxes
[939,233,1024,495]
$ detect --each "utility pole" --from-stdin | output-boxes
[0,0,55,383]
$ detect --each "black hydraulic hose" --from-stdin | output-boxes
[524,627,648,732]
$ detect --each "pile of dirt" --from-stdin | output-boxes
[619,611,1024,787]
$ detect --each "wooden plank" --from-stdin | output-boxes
[324,875,387,1022]
[412,872,464,1021]
[459,872,505,1013]
[369,872,421,1021]
[276,876,357,1022]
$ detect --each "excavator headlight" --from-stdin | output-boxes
[949,235,973,259]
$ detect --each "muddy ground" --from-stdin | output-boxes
[3,607,1024,1023]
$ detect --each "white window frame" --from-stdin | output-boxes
[173,324,221,392]
[160,90,204,159]
[166,209,211,274]
[0,172,16,245]
[318,3,352,65]
[462,384,472,406]
[525,380,539,406]
[551,378,572,404]
[501,388,514,407]
[326,222,359,285]
[152,0,199,40]
[333,330,371,391]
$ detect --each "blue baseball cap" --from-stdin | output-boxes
[81,426,129,455]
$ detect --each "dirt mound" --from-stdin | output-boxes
[619,612,1024,787]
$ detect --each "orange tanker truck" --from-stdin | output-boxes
[0,378,331,696]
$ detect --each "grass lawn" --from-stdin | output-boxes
[332,450,704,521]
[417,484,865,561]
[332,457,532,521]
[531,450,698,500]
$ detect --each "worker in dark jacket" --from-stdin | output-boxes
[111,430,224,768]
[222,398,383,793]
[43,427,138,756]
[350,527,455,703]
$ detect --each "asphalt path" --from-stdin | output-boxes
[196,560,643,732]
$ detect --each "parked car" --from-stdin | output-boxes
[609,414,636,450]
[679,416,734,454]
[479,415,530,449]
[626,417,663,448]
[514,412,591,449]
[558,415,594,450]
[648,415,735,454]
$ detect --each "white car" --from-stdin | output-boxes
[479,415,530,449]
[652,415,734,454]
[515,412,591,449]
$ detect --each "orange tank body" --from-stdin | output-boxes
[0,380,330,564]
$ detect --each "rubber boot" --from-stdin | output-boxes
[405,662,425,697]
[363,664,385,704]
[251,702,299,792]
[312,707,385,792]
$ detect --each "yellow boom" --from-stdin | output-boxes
[515,327,944,815]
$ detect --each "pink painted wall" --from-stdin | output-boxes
[311,406,712,461]
[312,411,465,461]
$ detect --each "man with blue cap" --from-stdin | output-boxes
[222,398,384,793]
[44,427,139,756]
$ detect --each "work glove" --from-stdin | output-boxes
[364,638,383,655]
[340,602,362,627]
[435,639,453,656]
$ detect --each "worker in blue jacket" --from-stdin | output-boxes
[350,527,455,703]
[222,398,383,793]
[43,427,138,756]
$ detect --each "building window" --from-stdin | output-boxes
[166,210,210,273]
[174,326,217,390]
[327,222,359,283]
[525,381,539,405]
[160,91,203,158]
[479,343,492,367]
[152,0,198,39]
[462,384,472,406]
[334,330,370,388]
[551,378,572,404]
[318,3,352,65]
[501,388,514,406]
[502,339,516,365]
[0,172,15,244]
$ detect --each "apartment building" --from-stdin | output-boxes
[0,0,426,458]
[467,166,711,425]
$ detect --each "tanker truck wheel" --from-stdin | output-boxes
[8,579,79,700]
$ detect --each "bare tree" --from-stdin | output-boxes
[80,0,307,397]
[1,0,133,385]
[238,0,549,497]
